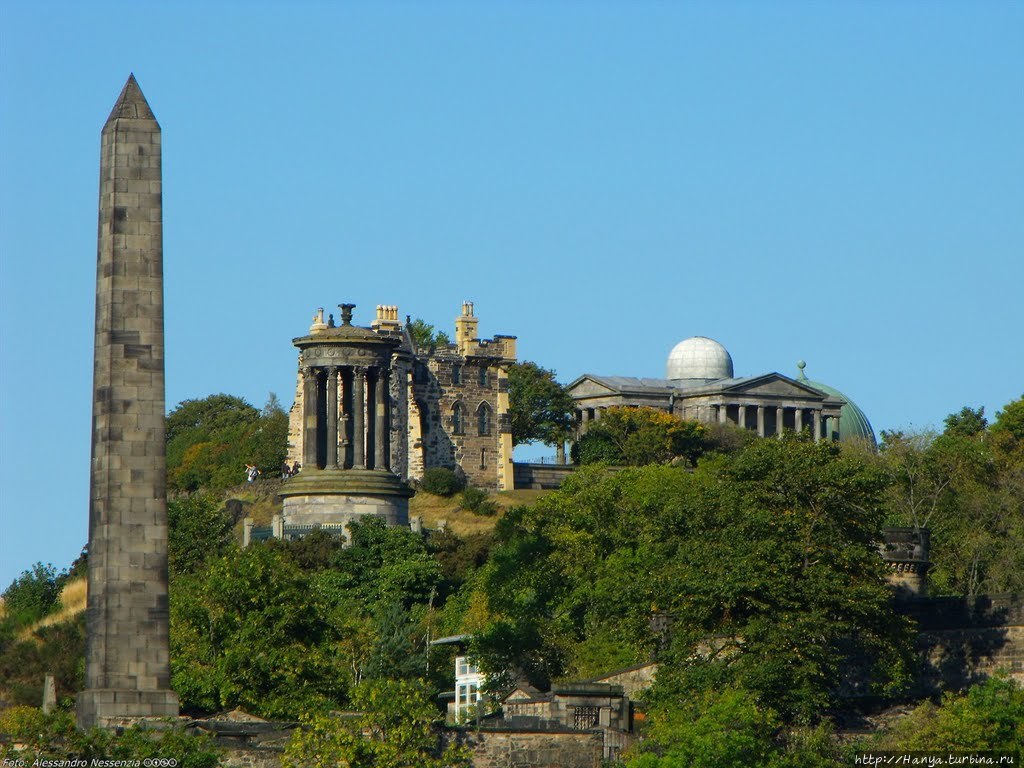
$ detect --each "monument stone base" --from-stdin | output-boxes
[77,688,180,730]
[279,468,413,536]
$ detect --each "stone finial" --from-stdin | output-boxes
[796,360,807,380]
[310,307,327,333]
[339,303,355,326]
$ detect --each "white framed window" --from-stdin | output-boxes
[456,655,479,678]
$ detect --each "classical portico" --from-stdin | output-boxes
[568,336,873,448]
[279,303,413,535]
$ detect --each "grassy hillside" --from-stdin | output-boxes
[410,488,548,535]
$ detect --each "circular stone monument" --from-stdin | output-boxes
[278,304,413,537]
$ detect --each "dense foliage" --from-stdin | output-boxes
[0,706,220,765]
[470,438,915,721]
[5,390,1022,761]
[507,361,575,447]
[1,562,66,626]
[573,406,709,466]
[420,466,465,496]
[408,318,452,350]
[879,395,1024,597]
[166,393,288,492]
[283,679,472,768]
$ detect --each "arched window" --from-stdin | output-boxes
[478,366,488,387]
[452,402,464,434]
[477,401,491,436]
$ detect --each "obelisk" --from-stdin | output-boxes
[77,75,179,728]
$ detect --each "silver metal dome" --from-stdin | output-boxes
[666,336,734,381]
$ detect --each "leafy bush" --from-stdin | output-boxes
[2,562,64,627]
[572,407,709,467]
[420,467,464,496]
[284,679,471,768]
[166,393,288,493]
[872,675,1024,753]
[459,486,499,516]
[0,706,220,765]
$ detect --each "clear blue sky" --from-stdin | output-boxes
[1,1,1022,589]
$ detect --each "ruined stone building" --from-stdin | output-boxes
[277,301,515,535]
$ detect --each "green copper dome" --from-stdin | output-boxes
[796,361,877,449]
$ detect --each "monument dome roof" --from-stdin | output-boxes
[796,361,877,448]
[666,336,734,382]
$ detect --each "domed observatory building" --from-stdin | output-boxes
[568,336,874,447]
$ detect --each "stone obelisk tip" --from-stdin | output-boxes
[105,73,158,126]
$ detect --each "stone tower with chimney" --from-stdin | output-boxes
[77,75,179,728]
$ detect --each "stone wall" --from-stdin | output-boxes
[513,463,575,490]
[589,662,658,699]
[452,728,603,768]
[901,594,1024,693]
[415,348,512,490]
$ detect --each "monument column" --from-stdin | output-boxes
[302,366,319,468]
[375,368,389,470]
[78,74,179,728]
[326,367,340,469]
[353,366,366,468]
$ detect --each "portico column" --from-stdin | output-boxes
[326,367,339,469]
[776,406,785,439]
[301,366,318,468]
[831,413,841,442]
[813,409,822,442]
[719,404,728,425]
[374,367,389,470]
[353,366,366,469]
[757,406,765,437]
[795,408,804,433]
[738,405,747,430]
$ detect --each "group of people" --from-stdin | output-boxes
[243,460,301,483]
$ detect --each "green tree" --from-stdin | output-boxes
[873,676,1024,753]
[507,361,575,447]
[992,395,1024,441]
[168,494,235,577]
[471,437,914,721]
[880,411,1023,597]
[408,318,451,350]
[943,406,988,437]
[166,393,288,492]
[283,679,472,768]
[170,544,347,718]
[573,406,709,466]
[2,562,64,627]
[0,706,220,765]
[624,687,783,768]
